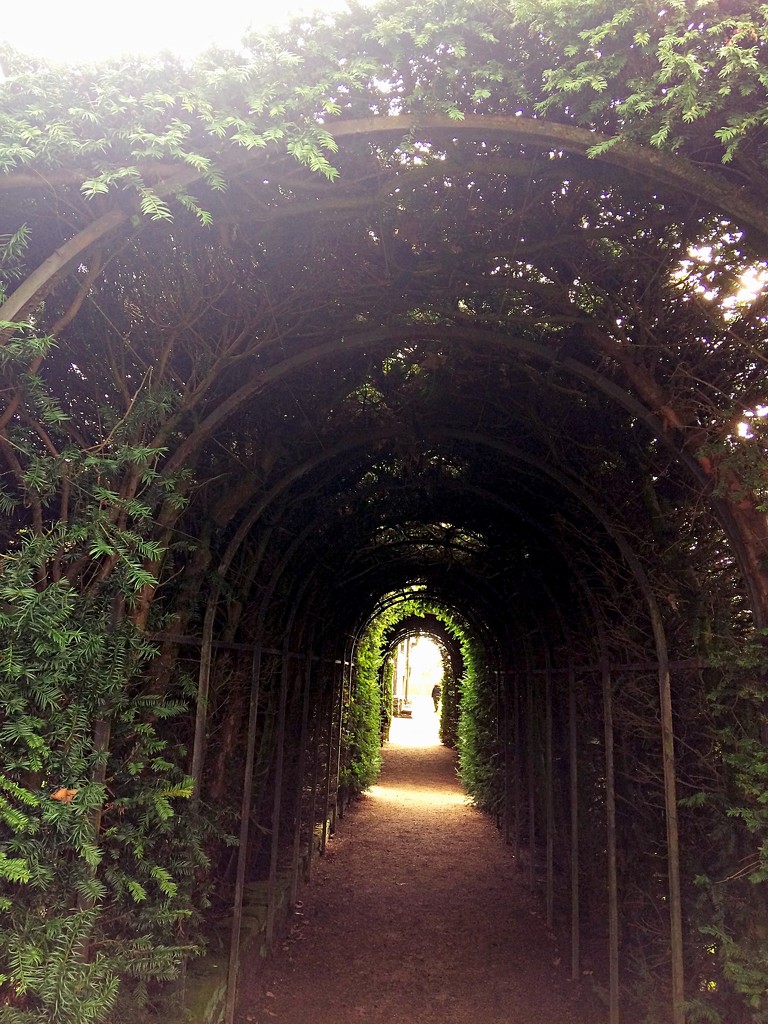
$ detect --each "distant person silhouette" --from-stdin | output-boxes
[431,683,442,712]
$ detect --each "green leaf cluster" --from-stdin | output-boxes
[0,549,210,1021]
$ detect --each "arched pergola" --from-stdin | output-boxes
[2,6,768,1023]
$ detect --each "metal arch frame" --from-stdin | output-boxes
[0,123,760,625]
[160,320,761,630]
[4,110,768,328]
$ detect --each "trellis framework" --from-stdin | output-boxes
[1,3,768,1022]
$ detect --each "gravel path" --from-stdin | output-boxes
[236,710,605,1024]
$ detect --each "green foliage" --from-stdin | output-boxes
[1,0,765,215]
[456,651,499,813]
[379,657,394,743]
[0,542,205,1023]
[0,35,359,221]
[0,226,30,305]
[510,0,768,165]
[341,652,382,795]
[352,589,485,796]
[0,323,204,1022]
[1,910,120,1024]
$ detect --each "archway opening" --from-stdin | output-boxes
[386,632,444,746]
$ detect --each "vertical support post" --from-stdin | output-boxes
[266,637,291,945]
[404,635,411,703]
[568,658,580,983]
[629,570,684,1024]
[502,668,512,845]
[657,654,685,1024]
[333,643,352,825]
[530,469,684,1023]
[544,648,554,930]
[495,667,503,829]
[527,667,536,894]
[290,648,313,910]
[306,666,323,880]
[601,653,620,1024]
[191,585,220,798]
[224,644,262,1024]
[320,664,339,854]
[612,539,684,1022]
[513,670,521,867]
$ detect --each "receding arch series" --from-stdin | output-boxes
[2,13,768,1024]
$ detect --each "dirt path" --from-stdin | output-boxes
[236,709,605,1024]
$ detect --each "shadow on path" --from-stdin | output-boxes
[236,725,604,1024]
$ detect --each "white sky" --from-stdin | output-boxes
[1,0,349,64]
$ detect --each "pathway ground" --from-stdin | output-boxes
[236,698,606,1024]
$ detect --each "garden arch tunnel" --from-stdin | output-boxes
[2,9,768,1023]
[168,407,725,1024]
